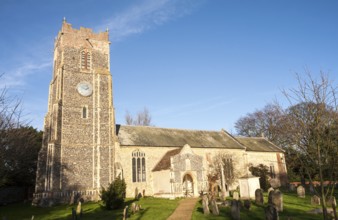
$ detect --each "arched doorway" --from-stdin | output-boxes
[182,174,194,197]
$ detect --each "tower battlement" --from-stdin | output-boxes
[55,21,109,49]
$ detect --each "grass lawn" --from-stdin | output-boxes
[0,192,336,220]
[192,192,330,220]
[0,197,181,220]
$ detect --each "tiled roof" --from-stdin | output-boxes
[116,125,245,149]
[152,148,181,172]
[236,137,284,152]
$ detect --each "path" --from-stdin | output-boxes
[167,197,199,220]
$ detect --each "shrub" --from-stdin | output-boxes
[249,164,269,191]
[100,176,126,210]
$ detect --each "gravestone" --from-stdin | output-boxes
[142,189,145,197]
[202,195,210,215]
[297,186,305,198]
[309,185,315,194]
[135,204,140,212]
[76,201,82,216]
[231,200,241,220]
[123,206,128,220]
[210,198,219,215]
[265,204,278,220]
[131,202,137,214]
[31,216,34,220]
[244,200,251,210]
[311,195,320,206]
[268,187,274,195]
[269,189,283,212]
[255,189,264,205]
[326,196,336,207]
[289,184,296,191]
[135,187,139,199]
[71,207,77,220]
[233,191,239,200]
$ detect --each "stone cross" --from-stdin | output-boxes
[297,186,305,198]
[210,198,219,215]
[269,179,281,189]
[255,188,264,205]
[202,195,210,215]
[231,200,241,220]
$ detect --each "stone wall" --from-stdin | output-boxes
[115,143,247,197]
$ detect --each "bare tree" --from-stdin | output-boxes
[0,74,42,189]
[210,153,240,195]
[234,103,284,144]
[282,71,338,220]
[124,107,153,126]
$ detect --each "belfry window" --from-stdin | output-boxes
[82,106,88,119]
[132,150,146,182]
[81,51,91,70]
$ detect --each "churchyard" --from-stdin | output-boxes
[0,191,336,220]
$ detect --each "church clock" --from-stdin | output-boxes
[77,81,93,96]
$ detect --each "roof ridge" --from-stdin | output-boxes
[119,124,224,133]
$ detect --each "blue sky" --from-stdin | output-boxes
[0,0,337,132]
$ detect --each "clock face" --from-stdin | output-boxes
[77,82,93,96]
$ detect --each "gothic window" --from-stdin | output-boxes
[81,50,91,70]
[222,156,234,180]
[132,150,146,182]
[82,106,88,118]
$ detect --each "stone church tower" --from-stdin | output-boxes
[34,20,115,204]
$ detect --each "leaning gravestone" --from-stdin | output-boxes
[255,189,264,205]
[210,198,219,215]
[265,204,278,220]
[233,191,239,200]
[311,195,320,206]
[269,190,283,212]
[202,195,210,215]
[297,186,305,198]
[231,200,241,220]
[123,206,128,220]
[326,196,336,207]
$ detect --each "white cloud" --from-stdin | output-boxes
[97,0,204,42]
[1,61,51,89]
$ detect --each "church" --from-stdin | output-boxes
[33,21,287,205]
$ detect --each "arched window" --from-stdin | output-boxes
[132,150,146,182]
[81,50,91,70]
